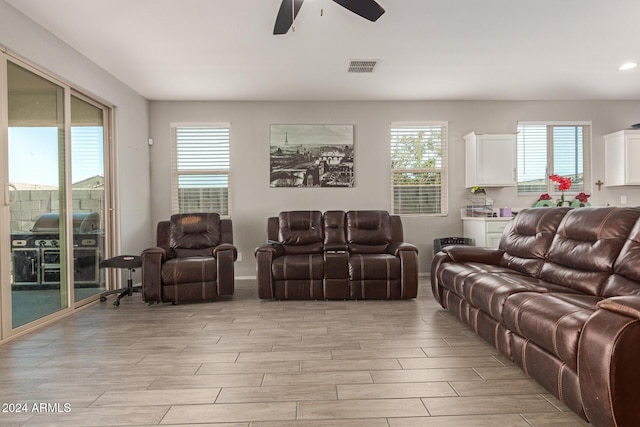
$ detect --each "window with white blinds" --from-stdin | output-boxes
[171,125,230,215]
[390,122,448,215]
[516,122,589,194]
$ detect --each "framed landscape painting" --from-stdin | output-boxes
[270,124,354,187]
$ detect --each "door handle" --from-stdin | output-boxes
[4,182,17,206]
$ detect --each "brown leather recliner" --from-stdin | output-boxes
[255,210,418,300]
[141,213,237,304]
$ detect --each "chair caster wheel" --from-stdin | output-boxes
[100,296,107,302]
[113,300,120,307]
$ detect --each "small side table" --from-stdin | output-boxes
[99,255,142,306]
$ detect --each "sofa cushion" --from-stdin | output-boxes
[346,210,392,254]
[348,254,400,280]
[503,292,601,370]
[170,213,220,257]
[437,261,515,298]
[161,257,217,285]
[272,254,324,280]
[500,207,570,276]
[540,207,640,296]
[462,272,573,322]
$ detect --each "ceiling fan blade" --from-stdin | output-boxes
[332,0,385,22]
[273,0,304,35]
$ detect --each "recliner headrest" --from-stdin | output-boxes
[170,213,220,251]
[278,211,323,245]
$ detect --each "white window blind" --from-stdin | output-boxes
[517,122,589,194]
[171,125,230,215]
[390,122,448,215]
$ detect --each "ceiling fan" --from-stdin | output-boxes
[273,0,385,35]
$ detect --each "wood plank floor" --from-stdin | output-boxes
[0,278,589,426]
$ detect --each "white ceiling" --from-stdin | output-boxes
[6,0,640,101]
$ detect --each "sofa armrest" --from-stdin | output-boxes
[597,296,640,319]
[324,243,348,252]
[429,246,504,308]
[578,296,640,426]
[440,245,504,264]
[214,243,238,261]
[255,241,284,257]
[255,244,278,299]
[141,247,166,303]
[398,246,419,298]
[388,242,418,256]
[213,244,236,296]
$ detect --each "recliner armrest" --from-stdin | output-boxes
[214,243,238,261]
[255,242,280,299]
[255,241,284,257]
[388,242,418,256]
[140,247,166,303]
[441,245,504,265]
[597,296,640,319]
[141,246,166,261]
[579,295,640,425]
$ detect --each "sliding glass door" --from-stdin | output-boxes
[7,61,69,328]
[71,95,107,302]
[1,55,113,337]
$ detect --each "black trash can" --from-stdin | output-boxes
[433,237,474,254]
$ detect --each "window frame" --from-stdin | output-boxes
[389,121,448,216]
[170,123,231,217]
[516,121,591,196]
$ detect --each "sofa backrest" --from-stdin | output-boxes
[499,207,570,276]
[169,213,221,257]
[277,210,324,254]
[266,210,405,255]
[539,207,640,296]
[603,214,640,297]
[323,210,347,251]
[346,210,392,254]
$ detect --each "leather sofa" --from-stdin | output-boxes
[431,206,640,426]
[255,210,418,299]
[141,213,237,304]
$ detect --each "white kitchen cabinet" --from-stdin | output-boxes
[604,129,640,186]
[464,132,517,188]
[462,217,511,248]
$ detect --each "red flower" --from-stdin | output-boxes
[549,174,572,191]
[575,192,590,203]
[538,193,552,200]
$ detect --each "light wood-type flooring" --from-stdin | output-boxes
[0,278,589,426]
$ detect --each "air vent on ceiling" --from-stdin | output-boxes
[348,60,378,73]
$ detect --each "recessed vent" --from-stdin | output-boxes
[348,60,378,73]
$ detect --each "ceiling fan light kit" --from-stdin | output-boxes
[273,0,385,35]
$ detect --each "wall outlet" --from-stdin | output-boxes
[237,252,243,262]
[621,195,628,205]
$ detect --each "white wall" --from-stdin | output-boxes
[0,1,152,257]
[150,100,640,276]
[4,0,639,278]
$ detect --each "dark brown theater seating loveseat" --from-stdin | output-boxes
[431,206,640,426]
[255,210,418,300]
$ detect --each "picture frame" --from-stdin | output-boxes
[269,124,354,187]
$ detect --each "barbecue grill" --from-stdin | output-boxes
[11,212,102,289]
